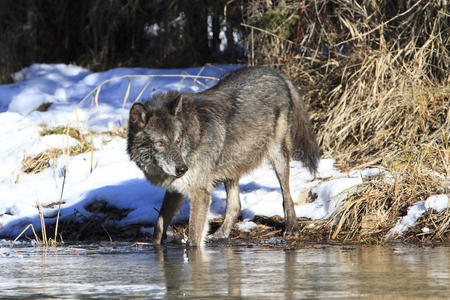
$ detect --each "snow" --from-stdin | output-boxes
[0,63,446,241]
[237,221,258,233]
[387,194,449,238]
[425,194,449,212]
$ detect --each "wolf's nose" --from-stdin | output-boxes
[175,165,188,177]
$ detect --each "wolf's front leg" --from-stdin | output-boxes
[212,179,241,239]
[153,191,185,244]
[187,188,211,247]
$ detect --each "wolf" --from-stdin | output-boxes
[127,66,320,246]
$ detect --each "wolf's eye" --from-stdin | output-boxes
[176,137,182,144]
[154,141,165,147]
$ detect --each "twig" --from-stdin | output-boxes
[240,23,294,44]
[102,224,113,245]
[189,66,209,89]
[134,78,152,103]
[36,201,48,247]
[10,224,40,248]
[119,80,132,126]
[54,166,67,244]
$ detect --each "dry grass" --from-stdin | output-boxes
[21,149,63,174]
[10,201,63,248]
[21,125,102,175]
[324,143,449,243]
[21,144,93,175]
[40,125,84,141]
[314,51,448,169]
[242,0,449,242]
[243,0,449,164]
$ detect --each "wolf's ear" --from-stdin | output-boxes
[170,95,183,116]
[129,103,148,128]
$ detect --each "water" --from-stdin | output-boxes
[0,242,449,299]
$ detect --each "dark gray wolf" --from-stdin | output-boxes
[127,66,320,246]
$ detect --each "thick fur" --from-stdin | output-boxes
[127,66,320,246]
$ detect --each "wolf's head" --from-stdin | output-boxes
[127,93,188,178]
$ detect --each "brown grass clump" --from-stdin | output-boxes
[409,208,450,242]
[40,125,84,141]
[326,176,442,243]
[324,149,449,242]
[21,149,63,174]
[21,125,94,174]
[21,143,94,175]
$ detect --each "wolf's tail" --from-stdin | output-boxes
[283,74,320,174]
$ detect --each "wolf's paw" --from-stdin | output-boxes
[207,235,229,242]
[206,231,230,243]
[283,226,300,239]
[186,239,201,248]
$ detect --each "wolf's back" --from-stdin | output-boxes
[204,66,320,174]
[281,73,320,174]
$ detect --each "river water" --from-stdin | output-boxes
[0,242,448,299]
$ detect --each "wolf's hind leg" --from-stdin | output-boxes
[153,191,185,244]
[212,179,241,239]
[269,144,300,237]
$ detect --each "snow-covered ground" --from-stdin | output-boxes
[0,64,448,240]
